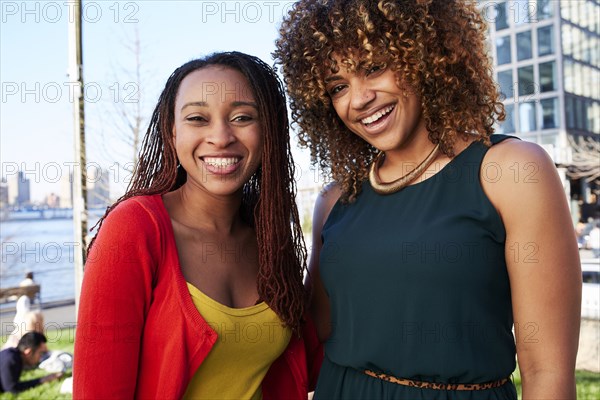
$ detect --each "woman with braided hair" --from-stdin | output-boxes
[275,0,581,398]
[73,51,321,399]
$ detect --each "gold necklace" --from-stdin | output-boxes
[368,142,441,195]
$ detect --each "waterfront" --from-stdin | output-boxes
[0,215,100,303]
[0,208,75,222]
[2,214,598,314]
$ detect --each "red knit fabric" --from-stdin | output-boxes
[73,195,322,399]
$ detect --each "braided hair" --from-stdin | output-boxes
[88,52,307,333]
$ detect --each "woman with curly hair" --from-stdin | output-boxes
[73,51,321,399]
[275,0,581,398]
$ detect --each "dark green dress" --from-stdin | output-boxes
[315,136,518,399]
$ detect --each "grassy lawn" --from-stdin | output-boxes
[2,327,599,399]
[512,366,600,399]
[1,328,74,400]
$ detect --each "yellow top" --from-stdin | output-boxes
[182,283,291,400]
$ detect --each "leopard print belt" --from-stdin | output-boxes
[364,369,510,391]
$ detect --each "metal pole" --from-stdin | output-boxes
[68,0,87,320]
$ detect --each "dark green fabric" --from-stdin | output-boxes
[315,135,518,399]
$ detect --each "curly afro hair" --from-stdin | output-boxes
[274,0,505,202]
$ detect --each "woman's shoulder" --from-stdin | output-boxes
[310,182,343,237]
[112,194,164,212]
[318,182,343,202]
[90,195,169,259]
[314,183,343,219]
[486,135,548,162]
[100,194,169,237]
[482,137,562,213]
[108,194,166,221]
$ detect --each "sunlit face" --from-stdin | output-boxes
[324,58,426,154]
[173,66,263,197]
[23,342,48,367]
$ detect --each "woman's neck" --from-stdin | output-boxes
[163,185,244,235]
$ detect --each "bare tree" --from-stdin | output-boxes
[566,135,600,184]
[108,26,145,170]
[88,26,155,206]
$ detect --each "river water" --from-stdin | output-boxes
[1,216,100,304]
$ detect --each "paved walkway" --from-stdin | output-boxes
[1,300,77,338]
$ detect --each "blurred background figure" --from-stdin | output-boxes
[2,296,45,350]
[19,272,35,287]
[0,332,63,394]
[589,221,600,258]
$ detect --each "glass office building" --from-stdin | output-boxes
[480,0,599,220]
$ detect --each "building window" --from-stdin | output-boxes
[571,27,584,62]
[519,101,537,132]
[498,103,515,134]
[518,65,535,96]
[575,98,585,130]
[592,102,600,134]
[560,1,571,21]
[574,63,584,96]
[564,59,574,93]
[541,98,559,129]
[497,70,514,100]
[565,96,576,129]
[495,2,509,30]
[517,31,533,60]
[592,34,600,66]
[592,67,600,100]
[580,99,589,132]
[496,36,511,65]
[538,25,554,56]
[583,100,597,133]
[593,1,600,34]
[536,0,554,20]
[582,65,594,98]
[562,25,573,57]
[539,61,556,92]
[540,132,558,150]
[570,1,584,27]
[580,0,597,32]
[581,32,594,64]
[512,0,534,25]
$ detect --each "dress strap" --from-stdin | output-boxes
[490,134,520,145]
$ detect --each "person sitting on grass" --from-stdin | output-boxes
[0,332,63,394]
[2,295,45,350]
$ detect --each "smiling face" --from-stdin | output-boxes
[172,66,263,197]
[324,60,427,155]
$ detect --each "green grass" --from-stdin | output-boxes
[2,328,599,399]
[574,370,600,399]
[512,366,600,399]
[1,328,74,400]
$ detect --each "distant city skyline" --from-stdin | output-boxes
[0,166,112,209]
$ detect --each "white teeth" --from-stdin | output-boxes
[361,105,394,125]
[203,157,240,168]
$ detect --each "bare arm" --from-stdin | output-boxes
[305,183,343,342]
[483,140,581,399]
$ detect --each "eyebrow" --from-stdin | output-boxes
[181,101,207,110]
[231,101,258,109]
[181,101,258,111]
[324,75,343,84]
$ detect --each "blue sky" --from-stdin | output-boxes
[1,1,314,201]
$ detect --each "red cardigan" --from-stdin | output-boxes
[73,195,322,399]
